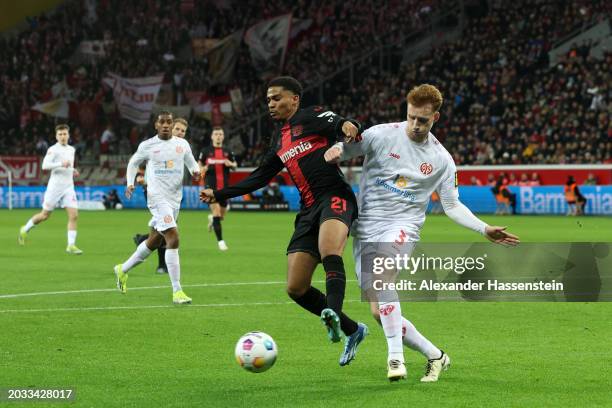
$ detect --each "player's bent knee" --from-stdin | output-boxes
[286,284,308,299]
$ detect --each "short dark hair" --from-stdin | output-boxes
[55,124,70,132]
[212,126,224,132]
[268,76,303,98]
[157,110,173,119]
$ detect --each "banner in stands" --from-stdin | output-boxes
[245,13,291,78]
[102,73,164,125]
[2,185,611,215]
[0,156,40,183]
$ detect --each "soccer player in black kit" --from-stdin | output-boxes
[200,76,367,366]
[198,127,237,251]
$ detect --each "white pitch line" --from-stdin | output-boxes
[0,279,356,299]
[0,299,362,314]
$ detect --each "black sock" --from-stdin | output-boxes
[157,240,166,270]
[322,255,347,314]
[323,255,358,335]
[289,286,327,316]
[213,216,223,241]
[290,286,358,335]
[136,233,147,245]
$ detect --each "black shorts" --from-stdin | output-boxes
[286,192,357,260]
[212,199,228,208]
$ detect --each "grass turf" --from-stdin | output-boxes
[1,210,611,407]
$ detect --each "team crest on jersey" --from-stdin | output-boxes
[291,125,303,138]
[163,215,173,223]
[394,175,408,188]
[176,146,184,154]
[420,162,433,175]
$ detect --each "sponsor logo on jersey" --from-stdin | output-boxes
[420,162,433,175]
[163,215,173,223]
[176,146,184,154]
[291,125,303,138]
[394,175,408,188]
[389,152,401,159]
[278,140,313,163]
[375,177,416,201]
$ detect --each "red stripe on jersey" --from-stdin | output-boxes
[278,129,328,207]
[214,148,225,189]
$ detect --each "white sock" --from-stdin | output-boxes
[165,248,182,292]
[379,301,404,363]
[402,317,441,360]
[123,241,152,272]
[24,219,36,232]
[67,230,77,246]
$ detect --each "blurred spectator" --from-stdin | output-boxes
[518,173,530,186]
[583,173,598,185]
[529,172,541,186]
[261,182,285,204]
[564,176,587,215]
[470,176,483,186]
[103,189,122,209]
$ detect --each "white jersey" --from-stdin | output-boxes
[126,135,199,208]
[344,122,458,241]
[42,143,76,190]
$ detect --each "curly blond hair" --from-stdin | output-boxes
[407,84,443,112]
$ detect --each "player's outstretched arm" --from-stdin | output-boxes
[200,151,283,203]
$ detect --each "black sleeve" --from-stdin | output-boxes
[228,150,237,163]
[198,148,208,163]
[502,189,511,198]
[309,107,362,142]
[214,151,283,201]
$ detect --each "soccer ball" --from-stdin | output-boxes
[115,203,123,210]
[234,331,277,373]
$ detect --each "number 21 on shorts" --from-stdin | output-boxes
[330,196,347,214]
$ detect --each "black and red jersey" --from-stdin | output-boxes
[214,106,360,208]
[198,146,236,190]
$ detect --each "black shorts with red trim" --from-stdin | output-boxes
[286,191,357,260]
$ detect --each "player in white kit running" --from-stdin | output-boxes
[114,112,200,304]
[18,124,83,254]
[326,84,519,382]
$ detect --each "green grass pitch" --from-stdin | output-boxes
[1,210,611,407]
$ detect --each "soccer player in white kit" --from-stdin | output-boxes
[114,112,200,304]
[18,124,83,254]
[326,84,519,382]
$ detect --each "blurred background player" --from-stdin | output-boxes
[327,84,519,382]
[200,76,368,366]
[565,175,587,216]
[18,124,82,254]
[133,118,190,274]
[198,127,237,251]
[115,112,200,304]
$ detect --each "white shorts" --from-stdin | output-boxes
[353,227,417,291]
[148,201,180,232]
[42,186,78,212]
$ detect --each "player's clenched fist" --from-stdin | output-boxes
[324,145,343,164]
[341,121,359,143]
[200,188,216,203]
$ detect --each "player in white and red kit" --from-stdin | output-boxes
[326,84,519,382]
[18,124,83,254]
[114,112,200,304]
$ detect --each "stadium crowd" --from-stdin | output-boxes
[0,0,609,168]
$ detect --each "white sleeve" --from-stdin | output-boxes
[41,148,62,170]
[339,127,376,160]
[126,144,148,187]
[183,143,199,175]
[438,157,487,235]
